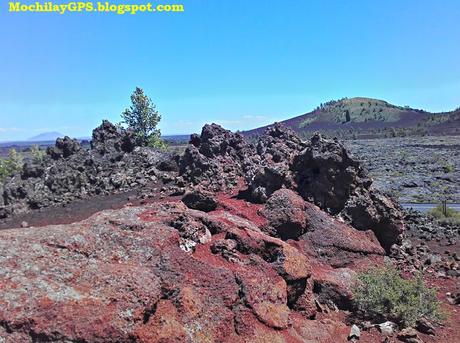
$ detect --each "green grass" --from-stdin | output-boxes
[353,265,443,327]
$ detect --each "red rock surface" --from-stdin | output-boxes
[0,194,457,342]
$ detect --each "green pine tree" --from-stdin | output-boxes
[121,87,166,149]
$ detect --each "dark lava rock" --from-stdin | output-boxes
[0,120,172,218]
[246,124,305,202]
[291,133,371,214]
[248,166,287,203]
[177,123,404,251]
[447,291,460,305]
[157,154,180,172]
[182,189,218,212]
[416,317,436,335]
[47,136,81,159]
[21,162,45,179]
[2,121,404,255]
[262,189,307,240]
[91,120,137,155]
[294,133,403,251]
[255,123,305,162]
[340,189,404,252]
[179,123,255,191]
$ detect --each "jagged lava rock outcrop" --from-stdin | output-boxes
[178,124,256,191]
[0,122,410,342]
[0,120,175,219]
[0,193,386,342]
[179,123,404,250]
[291,132,404,251]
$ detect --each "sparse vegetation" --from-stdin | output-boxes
[121,87,167,149]
[0,149,24,183]
[443,163,455,173]
[31,144,46,163]
[0,160,8,183]
[428,204,460,225]
[353,265,443,327]
[299,116,317,128]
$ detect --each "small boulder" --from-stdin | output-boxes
[397,328,423,343]
[311,265,356,310]
[171,214,212,252]
[22,163,45,179]
[262,189,307,240]
[157,156,179,172]
[446,291,460,305]
[348,324,360,341]
[182,190,218,212]
[416,317,435,335]
[377,321,398,336]
[211,239,239,262]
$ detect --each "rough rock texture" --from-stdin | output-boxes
[0,120,174,219]
[0,122,434,342]
[0,196,377,343]
[391,209,459,280]
[290,133,404,251]
[91,119,137,155]
[1,122,403,251]
[345,136,460,203]
[178,124,255,191]
[179,123,404,250]
[262,189,307,240]
[299,201,385,268]
[246,123,305,203]
[182,189,218,212]
[291,133,370,213]
[47,136,82,159]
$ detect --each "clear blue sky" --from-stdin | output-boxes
[1,0,459,141]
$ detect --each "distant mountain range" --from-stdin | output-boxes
[244,97,460,139]
[28,132,64,142]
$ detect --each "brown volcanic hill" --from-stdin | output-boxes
[244,97,460,138]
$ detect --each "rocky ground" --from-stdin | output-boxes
[345,136,460,203]
[0,120,179,219]
[0,122,459,343]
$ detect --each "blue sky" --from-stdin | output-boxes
[0,0,459,141]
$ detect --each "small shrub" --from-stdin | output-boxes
[31,144,45,163]
[6,149,23,173]
[0,149,24,183]
[428,204,460,225]
[353,265,443,327]
[147,133,168,150]
[442,163,455,173]
[0,159,8,183]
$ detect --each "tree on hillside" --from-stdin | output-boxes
[121,87,166,149]
[345,109,351,122]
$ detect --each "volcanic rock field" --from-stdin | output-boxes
[0,122,458,343]
[345,136,460,204]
